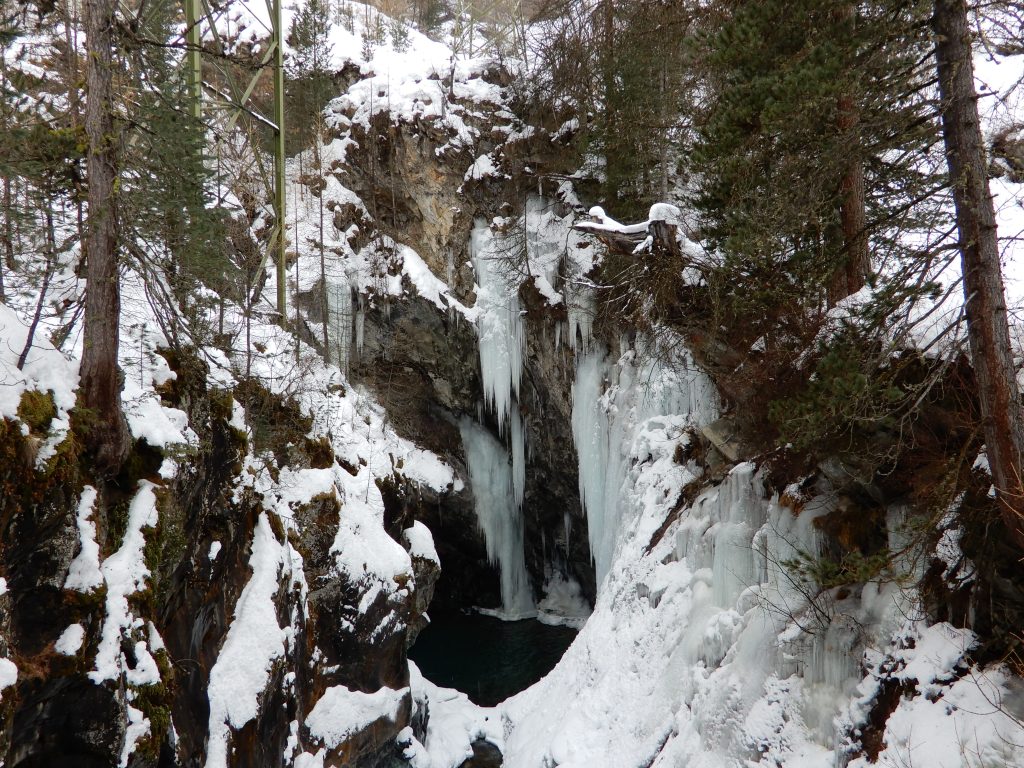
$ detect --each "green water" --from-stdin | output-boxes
[408,612,578,706]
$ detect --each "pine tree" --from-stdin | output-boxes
[934,0,1024,550]
[287,0,335,149]
[691,0,938,321]
[530,0,694,219]
[118,0,231,340]
[81,0,130,472]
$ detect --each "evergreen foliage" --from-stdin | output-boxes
[680,0,957,458]
[119,0,232,339]
[288,0,335,149]
[691,0,941,323]
[529,0,695,219]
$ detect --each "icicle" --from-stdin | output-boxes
[326,281,353,372]
[567,286,596,352]
[470,218,524,428]
[354,294,366,355]
[571,348,613,582]
[572,339,718,589]
[511,408,526,509]
[459,417,535,619]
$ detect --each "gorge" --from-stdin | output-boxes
[1,4,1024,768]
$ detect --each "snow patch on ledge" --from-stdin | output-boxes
[205,512,290,768]
[305,684,408,750]
[90,482,159,684]
[65,486,102,592]
[404,521,439,564]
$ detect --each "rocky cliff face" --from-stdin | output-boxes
[309,53,597,613]
[0,339,452,767]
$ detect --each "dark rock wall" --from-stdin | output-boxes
[0,354,438,768]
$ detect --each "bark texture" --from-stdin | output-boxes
[81,0,130,473]
[934,0,1024,549]
[830,3,869,305]
[834,91,869,303]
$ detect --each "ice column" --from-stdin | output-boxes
[459,417,535,619]
[566,284,597,352]
[572,341,718,588]
[325,281,353,371]
[570,348,613,582]
[470,219,524,428]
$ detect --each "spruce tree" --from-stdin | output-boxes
[287,0,335,149]
[691,0,939,323]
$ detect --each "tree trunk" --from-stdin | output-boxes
[601,0,616,205]
[81,0,130,473]
[835,91,869,301]
[18,207,57,370]
[829,4,869,305]
[934,0,1024,550]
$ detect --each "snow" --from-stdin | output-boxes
[205,512,290,768]
[0,302,79,421]
[847,623,1024,768]
[648,202,682,224]
[400,244,474,317]
[0,657,17,699]
[0,301,79,463]
[55,624,85,656]
[3,6,1022,766]
[305,684,407,750]
[537,573,591,629]
[65,486,103,592]
[90,482,159,684]
[465,153,500,182]
[120,705,151,768]
[409,663,503,768]
[404,521,440,565]
[459,417,535,619]
[571,340,717,587]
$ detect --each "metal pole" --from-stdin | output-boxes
[185,0,202,120]
[273,0,287,323]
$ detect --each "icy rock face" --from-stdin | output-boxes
[0,334,453,768]
[572,343,718,588]
[490,344,1024,768]
[470,218,525,431]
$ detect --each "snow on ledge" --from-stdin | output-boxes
[90,482,159,684]
[65,486,102,592]
[205,512,289,768]
[305,684,408,750]
[404,521,439,565]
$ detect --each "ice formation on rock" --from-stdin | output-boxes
[571,342,718,587]
[470,218,524,429]
[459,417,535,619]
[325,280,354,371]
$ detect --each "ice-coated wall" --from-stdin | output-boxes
[571,341,718,587]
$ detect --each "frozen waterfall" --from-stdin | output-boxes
[470,218,524,430]
[463,217,534,617]
[325,281,354,371]
[459,417,535,619]
[571,341,718,587]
